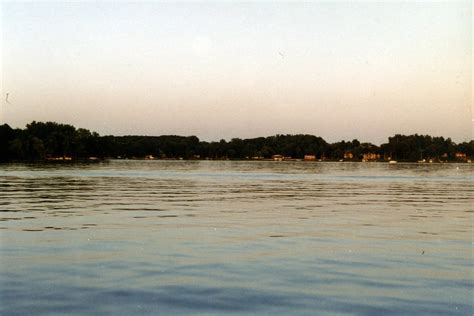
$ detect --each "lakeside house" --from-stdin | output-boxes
[362,153,381,162]
[304,155,316,161]
[272,154,284,161]
[455,152,467,162]
[343,152,353,159]
[46,156,72,161]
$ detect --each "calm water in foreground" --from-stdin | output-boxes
[0,160,472,315]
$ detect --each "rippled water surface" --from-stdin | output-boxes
[1,160,472,315]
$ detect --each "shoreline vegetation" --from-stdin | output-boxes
[1,121,472,163]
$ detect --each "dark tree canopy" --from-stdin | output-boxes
[0,121,472,162]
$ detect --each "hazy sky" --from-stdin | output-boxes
[1,1,472,144]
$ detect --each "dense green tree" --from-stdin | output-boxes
[0,121,472,162]
[0,124,16,161]
[385,134,457,161]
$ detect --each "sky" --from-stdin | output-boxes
[1,1,472,144]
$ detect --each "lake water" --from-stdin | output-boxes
[0,160,472,315]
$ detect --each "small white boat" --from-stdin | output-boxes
[389,160,397,164]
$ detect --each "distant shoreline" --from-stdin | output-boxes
[1,121,472,163]
[1,158,471,164]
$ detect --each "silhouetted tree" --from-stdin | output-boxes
[0,121,471,162]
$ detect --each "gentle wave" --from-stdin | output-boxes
[0,161,472,315]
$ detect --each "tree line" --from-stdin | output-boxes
[0,121,472,162]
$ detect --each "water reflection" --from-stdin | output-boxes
[0,161,472,315]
